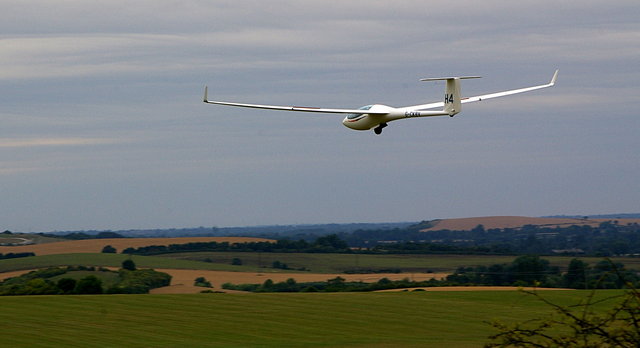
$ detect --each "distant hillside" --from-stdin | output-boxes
[543,213,640,219]
[15,214,639,238]
[420,215,640,232]
[32,222,414,239]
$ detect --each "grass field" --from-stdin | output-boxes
[3,252,639,295]
[0,253,267,273]
[159,252,640,273]
[4,251,640,275]
[0,290,622,347]
[0,249,631,346]
[3,252,639,281]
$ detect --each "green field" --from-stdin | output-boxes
[3,252,639,276]
[1,252,631,347]
[0,253,262,273]
[0,290,623,347]
[158,252,640,273]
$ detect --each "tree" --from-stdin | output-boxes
[508,255,555,286]
[96,231,125,239]
[262,279,274,290]
[23,278,59,295]
[194,277,212,288]
[101,245,117,253]
[314,234,349,250]
[122,258,136,271]
[57,278,77,294]
[589,260,637,289]
[471,224,486,234]
[564,258,588,289]
[74,276,103,294]
[326,276,346,291]
[272,260,289,269]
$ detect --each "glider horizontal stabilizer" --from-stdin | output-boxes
[419,76,481,81]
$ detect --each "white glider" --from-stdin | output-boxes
[204,70,558,135]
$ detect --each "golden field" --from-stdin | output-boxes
[0,236,273,256]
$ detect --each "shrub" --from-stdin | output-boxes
[122,259,136,271]
[57,278,77,294]
[74,276,103,294]
[194,277,213,288]
[101,245,117,253]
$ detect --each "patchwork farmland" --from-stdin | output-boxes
[0,223,636,346]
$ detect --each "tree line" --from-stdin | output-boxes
[121,234,349,255]
[52,231,126,240]
[447,256,638,289]
[0,252,35,260]
[117,220,640,257]
[221,256,638,293]
[342,220,640,256]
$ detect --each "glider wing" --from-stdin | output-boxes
[203,87,388,115]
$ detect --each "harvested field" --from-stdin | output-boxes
[0,237,273,256]
[150,269,448,294]
[421,216,640,231]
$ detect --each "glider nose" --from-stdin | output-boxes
[342,116,350,127]
[342,114,377,131]
[342,115,360,130]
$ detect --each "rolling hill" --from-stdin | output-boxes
[420,216,640,231]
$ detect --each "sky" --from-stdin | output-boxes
[1,0,639,232]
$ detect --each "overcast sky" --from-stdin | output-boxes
[1,1,639,232]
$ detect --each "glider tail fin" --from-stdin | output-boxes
[444,78,461,116]
[420,76,481,116]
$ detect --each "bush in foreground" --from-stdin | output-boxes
[485,261,640,347]
[485,287,640,347]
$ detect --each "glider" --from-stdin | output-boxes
[203,70,558,135]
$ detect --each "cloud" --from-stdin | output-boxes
[2,1,638,85]
[1,1,639,231]
[0,137,120,148]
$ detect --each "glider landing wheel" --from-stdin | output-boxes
[374,123,388,135]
